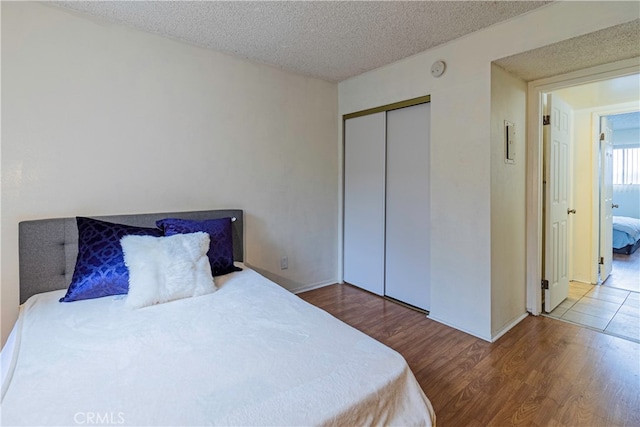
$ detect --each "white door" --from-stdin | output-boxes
[544,94,573,312]
[343,112,386,295]
[599,116,613,283]
[385,103,430,310]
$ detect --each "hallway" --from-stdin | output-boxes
[548,281,639,343]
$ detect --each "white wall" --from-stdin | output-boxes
[570,110,598,283]
[1,2,338,346]
[490,64,526,337]
[613,128,640,147]
[339,1,637,340]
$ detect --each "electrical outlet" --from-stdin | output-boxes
[280,256,288,270]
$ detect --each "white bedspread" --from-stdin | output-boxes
[1,266,435,426]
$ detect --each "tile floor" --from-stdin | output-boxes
[548,281,640,343]
[605,249,640,293]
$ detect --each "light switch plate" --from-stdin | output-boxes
[505,120,515,164]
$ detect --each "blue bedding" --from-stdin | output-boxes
[613,216,640,249]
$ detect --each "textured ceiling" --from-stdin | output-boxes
[53,0,552,82]
[495,19,640,82]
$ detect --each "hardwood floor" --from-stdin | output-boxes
[299,284,640,426]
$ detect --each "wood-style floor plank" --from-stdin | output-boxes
[298,284,640,427]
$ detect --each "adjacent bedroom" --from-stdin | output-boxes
[611,112,640,292]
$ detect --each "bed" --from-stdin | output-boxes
[613,216,640,255]
[1,209,435,426]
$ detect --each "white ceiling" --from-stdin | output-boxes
[53,0,553,82]
[553,74,640,112]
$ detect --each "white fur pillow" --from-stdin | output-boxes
[121,232,216,309]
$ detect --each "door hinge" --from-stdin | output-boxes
[599,256,604,265]
[541,279,549,290]
[543,115,550,126]
[600,132,605,141]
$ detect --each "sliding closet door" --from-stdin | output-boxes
[343,112,386,295]
[385,103,430,310]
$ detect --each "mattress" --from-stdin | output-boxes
[613,216,640,249]
[1,265,435,426]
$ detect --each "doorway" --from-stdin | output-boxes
[541,79,639,306]
[525,59,640,316]
[536,74,640,343]
[601,111,640,293]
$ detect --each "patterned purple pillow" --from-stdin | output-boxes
[156,217,241,276]
[60,217,162,302]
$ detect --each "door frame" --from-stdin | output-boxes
[525,57,639,315]
[592,105,640,282]
[598,115,614,284]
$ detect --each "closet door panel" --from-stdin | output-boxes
[343,112,386,295]
[385,103,430,310]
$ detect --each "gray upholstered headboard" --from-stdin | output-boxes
[18,209,243,304]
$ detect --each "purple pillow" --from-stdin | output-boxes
[60,217,162,302]
[156,217,241,277]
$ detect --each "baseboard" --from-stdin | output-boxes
[291,281,336,294]
[491,312,529,342]
[243,262,336,294]
[571,279,595,285]
[426,315,493,342]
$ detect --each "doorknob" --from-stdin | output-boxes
[612,204,619,209]
[567,209,576,214]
